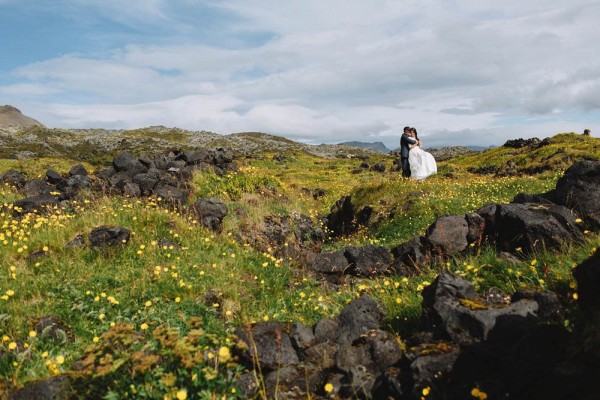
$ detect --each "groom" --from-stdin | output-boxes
[400,126,417,177]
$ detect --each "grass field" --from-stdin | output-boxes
[0,132,599,399]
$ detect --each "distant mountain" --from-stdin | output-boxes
[338,141,390,153]
[0,105,45,132]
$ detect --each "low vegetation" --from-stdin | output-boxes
[0,132,599,399]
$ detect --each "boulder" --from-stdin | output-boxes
[422,270,539,344]
[370,162,386,172]
[292,213,323,243]
[112,152,148,176]
[573,249,600,313]
[108,171,133,188]
[89,226,131,248]
[492,203,584,253]
[190,197,228,232]
[511,288,564,324]
[554,160,600,229]
[13,195,59,215]
[424,214,469,258]
[132,173,159,195]
[313,318,340,343]
[390,236,427,273]
[336,295,384,346]
[503,138,540,148]
[303,342,338,368]
[0,169,26,188]
[45,170,65,185]
[447,316,569,399]
[68,164,88,177]
[153,184,189,205]
[95,166,116,180]
[235,322,300,371]
[122,182,141,198]
[344,245,393,277]
[8,375,71,400]
[405,341,460,396]
[66,175,91,190]
[289,322,316,351]
[23,179,52,197]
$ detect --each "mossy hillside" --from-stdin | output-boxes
[449,133,600,172]
[0,132,599,398]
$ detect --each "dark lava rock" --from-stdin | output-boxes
[190,197,228,232]
[235,322,300,371]
[355,205,374,227]
[262,216,291,246]
[95,166,116,180]
[113,152,148,176]
[154,184,189,205]
[89,225,131,248]
[122,182,141,197]
[289,322,316,351]
[573,249,600,313]
[45,170,65,185]
[405,341,460,395]
[313,318,340,343]
[336,295,384,346]
[343,245,393,277]
[447,316,569,399]
[68,164,88,177]
[13,195,59,215]
[554,160,600,229]
[503,137,540,148]
[303,342,338,368]
[512,192,556,205]
[132,173,159,195]
[492,203,584,253]
[66,175,91,190]
[422,270,538,344]
[23,179,52,197]
[390,236,427,273]
[0,169,26,188]
[323,195,355,237]
[370,162,386,172]
[511,288,564,324]
[8,375,71,400]
[424,214,470,259]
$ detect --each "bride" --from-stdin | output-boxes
[408,127,437,180]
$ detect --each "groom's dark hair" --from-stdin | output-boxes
[403,126,410,132]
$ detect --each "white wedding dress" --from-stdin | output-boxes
[409,145,437,180]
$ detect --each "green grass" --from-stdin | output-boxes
[0,132,599,398]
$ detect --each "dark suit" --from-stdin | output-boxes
[400,133,417,177]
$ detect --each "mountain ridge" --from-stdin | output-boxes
[0,105,45,131]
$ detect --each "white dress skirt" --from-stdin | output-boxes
[409,146,437,180]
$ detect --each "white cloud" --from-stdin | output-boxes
[2,0,600,146]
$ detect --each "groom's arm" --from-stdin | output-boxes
[402,135,417,145]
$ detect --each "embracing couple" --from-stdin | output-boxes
[400,126,437,180]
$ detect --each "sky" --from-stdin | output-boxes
[1,0,599,148]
